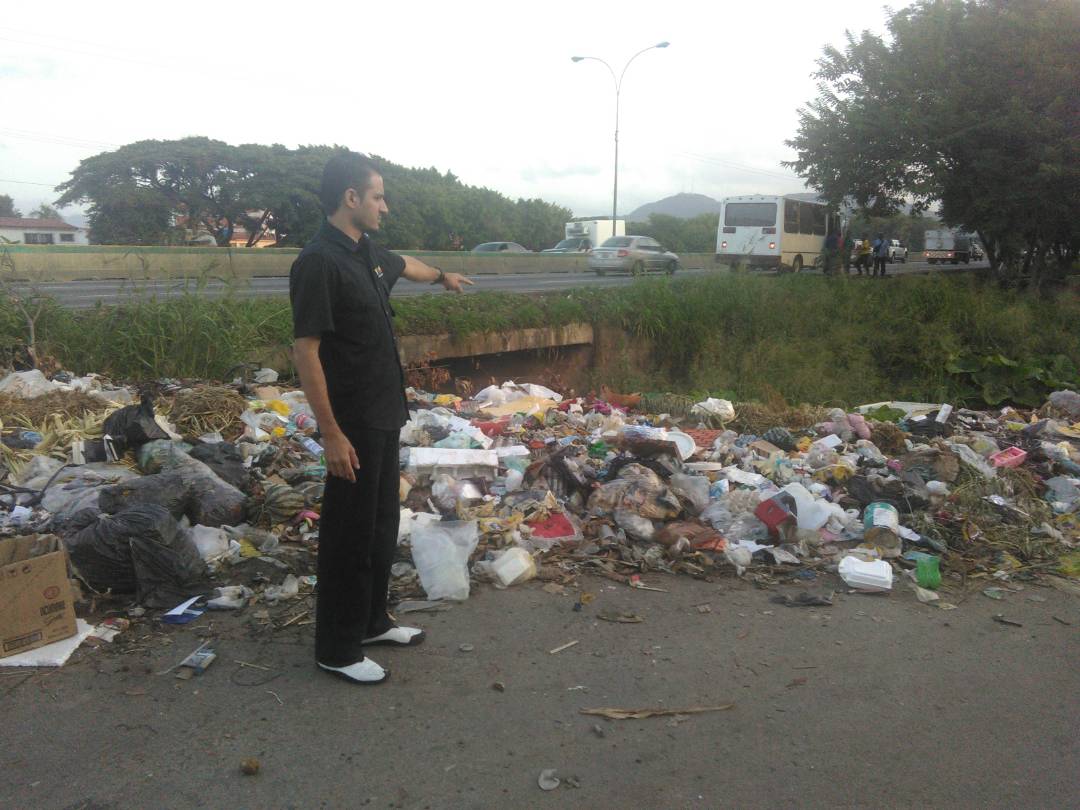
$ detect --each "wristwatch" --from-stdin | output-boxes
[431,266,445,285]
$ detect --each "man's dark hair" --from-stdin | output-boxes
[319,152,380,215]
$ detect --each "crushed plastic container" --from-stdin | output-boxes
[491,547,537,587]
[838,556,893,591]
[990,447,1027,468]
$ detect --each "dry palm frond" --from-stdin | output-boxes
[167,387,246,437]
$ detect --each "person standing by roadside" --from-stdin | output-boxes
[290,151,473,684]
[871,232,889,277]
[842,229,854,275]
[823,229,839,275]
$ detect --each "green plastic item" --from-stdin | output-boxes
[588,441,610,459]
[916,555,942,590]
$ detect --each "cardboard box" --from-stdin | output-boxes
[0,534,78,660]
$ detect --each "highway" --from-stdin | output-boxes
[20,261,987,309]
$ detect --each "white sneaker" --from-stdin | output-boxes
[317,658,389,684]
[363,626,426,647]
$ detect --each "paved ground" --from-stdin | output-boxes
[2,569,1076,809]
[24,260,987,309]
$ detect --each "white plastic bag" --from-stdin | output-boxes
[691,397,735,422]
[410,520,480,601]
[188,525,230,561]
[670,474,711,515]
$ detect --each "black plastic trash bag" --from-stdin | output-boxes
[65,504,210,608]
[189,442,250,491]
[98,473,192,520]
[159,453,246,527]
[103,393,170,453]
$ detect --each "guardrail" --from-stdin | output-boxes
[1,244,716,281]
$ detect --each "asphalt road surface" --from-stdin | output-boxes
[3,572,1076,809]
[24,261,989,309]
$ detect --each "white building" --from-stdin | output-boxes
[0,216,89,245]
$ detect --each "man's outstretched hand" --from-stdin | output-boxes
[441,272,474,292]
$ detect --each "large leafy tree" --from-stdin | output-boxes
[55,139,570,250]
[785,0,1080,288]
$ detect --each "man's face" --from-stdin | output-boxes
[347,173,388,233]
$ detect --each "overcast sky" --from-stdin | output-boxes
[0,0,904,222]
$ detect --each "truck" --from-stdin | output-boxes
[924,229,972,265]
[542,219,625,253]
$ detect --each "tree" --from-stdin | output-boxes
[86,188,178,245]
[785,0,1080,288]
[0,194,21,218]
[628,213,720,253]
[56,137,257,246]
[30,204,61,220]
[54,139,572,250]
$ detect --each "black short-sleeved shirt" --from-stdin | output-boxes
[290,221,409,430]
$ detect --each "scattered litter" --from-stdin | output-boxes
[597,612,644,623]
[991,615,1023,628]
[580,704,734,720]
[770,591,834,608]
[538,770,560,791]
[549,639,580,654]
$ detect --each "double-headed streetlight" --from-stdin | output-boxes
[572,41,669,229]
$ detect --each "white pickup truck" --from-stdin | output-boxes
[886,239,908,263]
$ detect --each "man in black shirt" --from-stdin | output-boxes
[290,151,472,684]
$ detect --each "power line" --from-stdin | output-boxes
[0,178,57,187]
[0,128,119,151]
[676,150,801,182]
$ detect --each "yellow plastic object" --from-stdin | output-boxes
[271,427,286,438]
[239,539,260,558]
[480,396,557,418]
[434,394,462,407]
[1058,552,1080,578]
[266,400,291,416]
[795,437,813,452]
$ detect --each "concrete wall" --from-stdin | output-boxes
[1,244,717,281]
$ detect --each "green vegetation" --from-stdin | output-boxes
[626,213,720,253]
[2,274,1078,408]
[787,0,1080,288]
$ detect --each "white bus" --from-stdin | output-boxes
[715,194,834,272]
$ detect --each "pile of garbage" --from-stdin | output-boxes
[2,368,1079,636]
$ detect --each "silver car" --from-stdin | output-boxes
[472,241,531,253]
[587,236,680,276]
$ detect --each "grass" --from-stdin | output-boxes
[1,272,1078,406]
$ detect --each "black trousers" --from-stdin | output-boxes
[315,425,400,666]
[873,255,887,276]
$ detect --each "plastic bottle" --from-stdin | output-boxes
[916,555,941,589]
[296,436,324,461]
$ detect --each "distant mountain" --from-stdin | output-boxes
[626,193,723,221]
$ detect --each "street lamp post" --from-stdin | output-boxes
[572,42,669,230]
